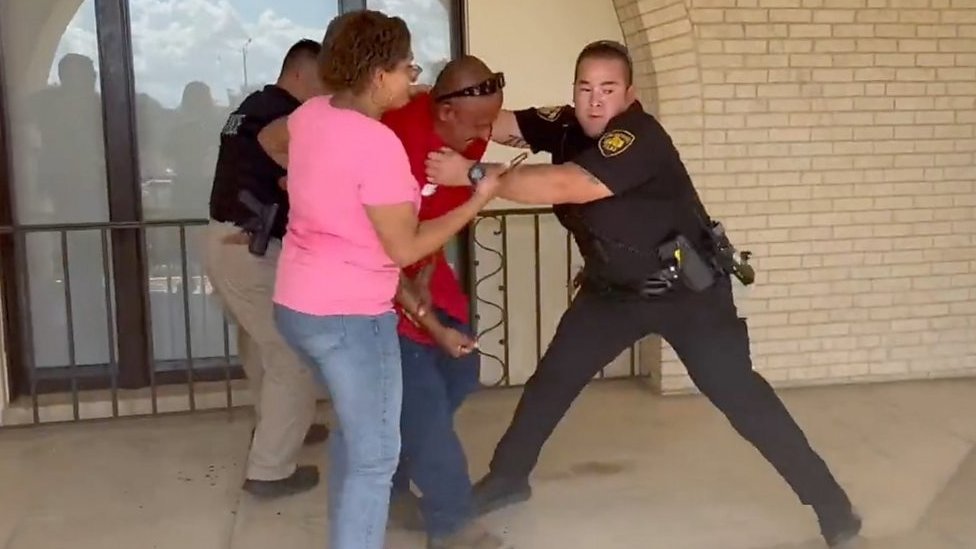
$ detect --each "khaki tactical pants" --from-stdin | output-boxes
[204,221,317,481]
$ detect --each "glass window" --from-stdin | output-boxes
[369,0,465,272]
[0,0,113,368]
[132,0,340,220]
[127,0,340,368]
[0,0,461,378]
[368,0,454,87]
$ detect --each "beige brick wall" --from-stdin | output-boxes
[615,0,976,392]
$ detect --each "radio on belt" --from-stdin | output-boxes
[708,221,755,286]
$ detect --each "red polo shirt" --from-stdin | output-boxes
[381,93,488,345]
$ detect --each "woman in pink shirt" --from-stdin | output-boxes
[258,10,501,549]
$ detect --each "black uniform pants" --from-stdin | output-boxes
[488,277,851,509]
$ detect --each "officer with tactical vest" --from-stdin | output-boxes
[204,39,330,498]
[425,40,862,548]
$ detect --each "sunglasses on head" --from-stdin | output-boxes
[433,72,506,102]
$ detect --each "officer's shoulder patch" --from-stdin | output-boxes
[598,129,636,158]
[221,113,246,136]
[536,105,565,122]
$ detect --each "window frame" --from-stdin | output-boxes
[0,0,468,400]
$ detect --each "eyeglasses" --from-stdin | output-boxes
[401,62,424,83]
[433,72,506,102]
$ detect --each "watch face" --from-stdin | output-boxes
[469,164,486,183]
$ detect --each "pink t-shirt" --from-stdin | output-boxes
[273,96,420,316]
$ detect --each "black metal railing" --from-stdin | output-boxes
[468,207,641,388]
[0,219,240,425]
[0,210,643,426]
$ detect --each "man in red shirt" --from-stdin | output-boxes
[381,57,507,549]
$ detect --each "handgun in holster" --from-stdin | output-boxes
[237,189,279,257]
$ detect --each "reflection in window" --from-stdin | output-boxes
[127,0,339,367]
[0,0,113,368]
[131,0,340,221]
[0,0,461,374]
[369,0,453,86]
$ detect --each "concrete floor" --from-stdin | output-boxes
[0,378,974,549]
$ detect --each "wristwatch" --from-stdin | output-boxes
[467,163,487,186]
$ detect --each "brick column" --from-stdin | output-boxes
[0,276,7,414]
[615,0,976,393]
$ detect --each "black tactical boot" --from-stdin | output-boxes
[471,473,532,516]
[817,503,863,548]
[302,423,330,445]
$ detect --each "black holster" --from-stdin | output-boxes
[656,234,717,292]
[238,190,279,257]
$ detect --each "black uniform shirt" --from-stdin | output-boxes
[209,85,300,240]
[513,102,706,286]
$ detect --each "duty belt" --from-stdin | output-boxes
[573,264,680,299]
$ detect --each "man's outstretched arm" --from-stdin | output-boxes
[424,149,613,205]
[428,125,656,206]
[497,163,613,205]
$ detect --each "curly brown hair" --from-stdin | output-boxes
[319,10,412,94]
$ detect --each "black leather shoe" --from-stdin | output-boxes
[818,505,863,548]
[472,474,532,516]
[243,465,319,499]
[303,423,330,445]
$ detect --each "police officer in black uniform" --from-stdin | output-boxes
[425,40,862,548]
[205,39,330,498]
[209,39,324,243]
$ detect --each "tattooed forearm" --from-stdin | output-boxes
[570,163,602,185]
[497,135,531,149]
[497,163,612,204]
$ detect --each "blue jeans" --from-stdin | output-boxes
[274,305,401,549]
[392,310,481,538]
